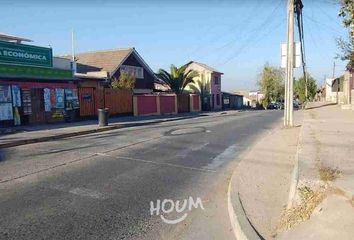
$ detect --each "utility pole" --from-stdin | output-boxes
[332,61,336,78]
[284,0,295,127]
[71,30,77,75]
[305,70,308,100]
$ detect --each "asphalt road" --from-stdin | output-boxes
[0,110,282,240]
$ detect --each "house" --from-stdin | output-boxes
[62,48,156,94]
[185,61,223,110]
[234,90,263,108]
[325,76,345,103]
[222,92,243,110]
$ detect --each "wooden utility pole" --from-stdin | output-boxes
[284,0,294,127]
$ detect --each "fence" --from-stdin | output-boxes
[79,88,199,118]
[104,89,132,115]
[78,87,133,117]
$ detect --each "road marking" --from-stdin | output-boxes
[50,184,107,200]
[69,187,107,200]
[203,145,241,170]
[176,142,209,158]
[97,153,216,173]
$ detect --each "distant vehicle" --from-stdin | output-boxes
[267,103,276,109]
[275,102,284,110]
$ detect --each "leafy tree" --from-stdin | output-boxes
[294,73,317,103]
[339,0,354,32]
[111,72,136,89]
[338,0,354,68]
[258,64,285,109]
[157,64,198,94]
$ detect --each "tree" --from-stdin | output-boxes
[294,73,317,103]
[157,64,198,94]
[111,72,136,90]
[338,0,354,68]
[339,0,354,32]
[258,64,285,109]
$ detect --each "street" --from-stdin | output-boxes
[0,110,282,239]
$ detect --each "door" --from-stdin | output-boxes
[29,88,45,123]
[78,88,96,117]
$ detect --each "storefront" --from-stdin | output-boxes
[0,38,78,127]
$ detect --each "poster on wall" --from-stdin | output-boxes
[50,89,55,108]
[11,85,21,107]
[0,103,13,120]
[13,107,21,125]
[22,89,32,115]
[0,85,12,103]
[43,88,51,112]
[55,88,65,109]
[65,89,80,110]
[72,89,79,109]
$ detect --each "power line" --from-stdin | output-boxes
[197,0,285,65]
[186,0,264,60]
[216,16,286,67]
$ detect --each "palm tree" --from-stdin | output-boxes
[157,64,198,94]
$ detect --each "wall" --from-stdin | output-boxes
[159,94,177,114]
[53,57,72,70]
[133,94,179,116]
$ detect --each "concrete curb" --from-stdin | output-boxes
[286,122,303,209]
[227,170,264,240]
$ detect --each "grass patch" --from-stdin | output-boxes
[319,166,341,182]
[278,186,326,231]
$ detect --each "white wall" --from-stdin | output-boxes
[53,57,72,70]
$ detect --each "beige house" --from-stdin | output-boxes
[185,61,223,110]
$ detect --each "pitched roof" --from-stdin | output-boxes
[187,61,223,74]
[60,48,133,74]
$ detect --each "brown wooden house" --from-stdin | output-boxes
[60,48,156,117]
[64,48,156,93]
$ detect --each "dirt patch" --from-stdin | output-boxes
[277,185,327,232]
[318,166,341,182]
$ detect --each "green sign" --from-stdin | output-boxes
[0,64,72,79]
[0,40,53,67]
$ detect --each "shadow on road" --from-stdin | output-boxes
[305,103,337,110]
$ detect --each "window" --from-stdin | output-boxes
[214,76,219,85]
[216,94,220,105]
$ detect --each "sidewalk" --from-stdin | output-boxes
[277,102,354,239]
[0,110,242,148]
[228,110,303,239]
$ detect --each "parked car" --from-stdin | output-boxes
[275,102,284,110]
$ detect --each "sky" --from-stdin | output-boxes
[1,0,349,91]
